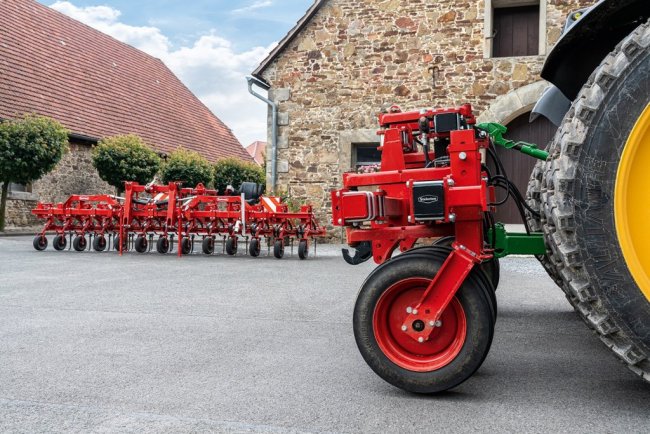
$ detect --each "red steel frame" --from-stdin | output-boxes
[331,104,495,343]
[32,182,325,257]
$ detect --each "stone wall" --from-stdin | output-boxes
[260,0,595,236]
[33,142,113,203]
[3,142,112,230]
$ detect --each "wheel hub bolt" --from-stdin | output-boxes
[406,307,413,314]
[418,337,425,343]
[435,320,442,327]
[401,325,408,332]
[412,320,425,332]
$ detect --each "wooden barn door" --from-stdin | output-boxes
[493,112,557,224]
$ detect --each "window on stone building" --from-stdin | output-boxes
[352,143,381,171]
[0,182,32,194]
[486,0,545,58]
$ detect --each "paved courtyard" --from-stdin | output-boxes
[0,235,649,433]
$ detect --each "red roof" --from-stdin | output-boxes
[245,141,266,166]
[0,0,252,163]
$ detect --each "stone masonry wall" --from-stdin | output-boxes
[4,142,112,230]
[261,0,595,237]
[32,142,113,203]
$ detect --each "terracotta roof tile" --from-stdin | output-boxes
[245,141,266,166]
[0,0,252,163]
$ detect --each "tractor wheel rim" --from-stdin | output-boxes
[373,277,466,372]
[615,103,650,303]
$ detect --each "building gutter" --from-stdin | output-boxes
[247,76,278,192]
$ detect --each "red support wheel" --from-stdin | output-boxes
[202,237,215,255]
[53,234,66,251]
[92,235,107,252]
[134,235,148,253]
[298,239,308,260]
[226,237,238,256]
[273,239,284,259]
[353,252,494,393]
[73,235,87,252]
[156,236,170,254]
[249,238,261,257]
[181,237,192,255]
[33,235,48,251]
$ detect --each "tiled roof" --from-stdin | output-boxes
[0,0,252,163]
[245,141,266,166]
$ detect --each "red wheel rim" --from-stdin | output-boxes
[373,277,467,372]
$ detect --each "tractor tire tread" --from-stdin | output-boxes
[541,20,650,381]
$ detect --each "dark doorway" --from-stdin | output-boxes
[493,111,557,224]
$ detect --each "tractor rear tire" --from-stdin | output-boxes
[92,235,107,252]
[542,20,650,381]
[53,234,66,251]
[73,235,87,252]
[353,252,495,393]
[33,235,48,251]
[525,160,569,292]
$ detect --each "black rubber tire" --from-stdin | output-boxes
[33,235,48,251]
[92,235,107,252]
[134,235,148,253]
[114,235,128,252]
[397,246,497,323]
[298,240,308,260]
[181,238,192,255]
[72,235,87,252]
[541,20,650,381]
[525,159,566,291]
[53,234,66,251]
[156,236,170,254]
[202,237,215,255]
[353,253,495,393]
[432,236,500,289]
[249,238,261,257]
[225,237,237,256]
[273,239,284,259]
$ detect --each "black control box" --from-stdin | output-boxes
[412,181,445,221]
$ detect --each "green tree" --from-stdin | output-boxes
[213,157,266,194]
[160,147,213,188]
[0,115,69,231]
[92,134,161,194]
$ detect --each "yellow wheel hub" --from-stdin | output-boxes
[615,103,650,303]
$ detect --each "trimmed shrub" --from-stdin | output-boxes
[92,134,161,193]
[160,147,213,188]
[213,157,265,194]
[0,115,69,230]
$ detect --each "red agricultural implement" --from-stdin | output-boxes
[332,103,550,393]
[31,181,325,259]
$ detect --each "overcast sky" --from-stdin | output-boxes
[37,0,314,147]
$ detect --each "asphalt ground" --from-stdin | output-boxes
[0,235,649,433]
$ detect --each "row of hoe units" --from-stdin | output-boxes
[30,181,325,260]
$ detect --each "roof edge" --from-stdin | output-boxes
[252,0,327,80]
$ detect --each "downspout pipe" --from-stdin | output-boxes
[246,76,278,193]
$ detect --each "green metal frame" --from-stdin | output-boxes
[489,223,546,259]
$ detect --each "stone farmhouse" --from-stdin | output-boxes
[0,0,251,229]
[252,0,595,224]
